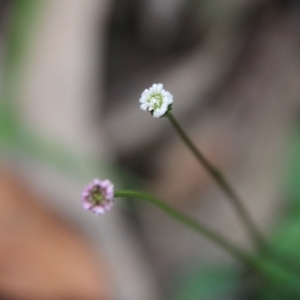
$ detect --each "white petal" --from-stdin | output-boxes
[149,86,154,93]
[141,95,148,101]
[166,96,173,104]
[157,83,163,91]
[140,103,149,111]
[142,90,150,97]
[153,110,162,118]
[160,104,168,113]
[139,97,146,103]
[154,105,167,117]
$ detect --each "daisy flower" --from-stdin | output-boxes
[82,179,114,215]
[139,83,173,118]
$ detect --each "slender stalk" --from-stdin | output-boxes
[115,190,253,265]
[166,112,266,250]
[115,190,300,296]
[166,112,300,287]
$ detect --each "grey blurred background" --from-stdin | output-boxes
[1,0,300,299]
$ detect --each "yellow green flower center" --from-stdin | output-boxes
[91,186,104,204]
[149,93,163,109]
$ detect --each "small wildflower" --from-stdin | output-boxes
[82,179,114,215]
[139,83,173,118]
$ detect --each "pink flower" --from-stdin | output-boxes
[82,179,114,215]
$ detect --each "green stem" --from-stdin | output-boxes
[114,190,300,296]
[165,112,300,290]
[166,112,266,251]
[115,190,253,266]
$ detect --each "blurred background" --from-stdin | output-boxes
[1,0,300,299]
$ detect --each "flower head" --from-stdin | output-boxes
[139,83,173,118]
[82,179,114,215]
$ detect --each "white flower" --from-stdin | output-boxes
[139,83,173,118]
